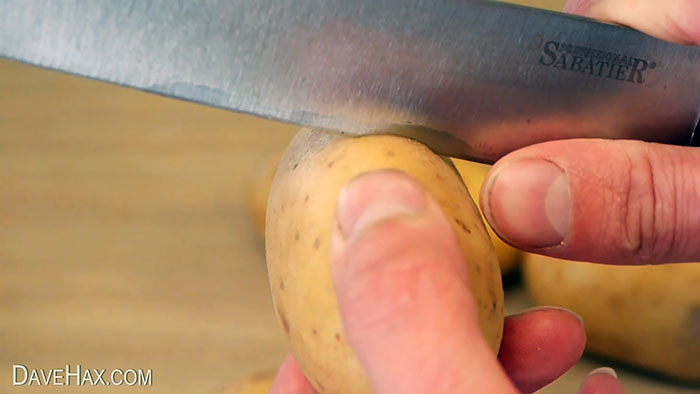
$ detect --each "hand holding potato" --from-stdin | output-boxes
[266,130,619,393]
[269,168,615,394]
[262,2,700,392]
[475,0,700,385]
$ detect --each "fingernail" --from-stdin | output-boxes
[516,306,584,324]
[484,159,571,248]
[588,367,618,379]
[337,170,426,239]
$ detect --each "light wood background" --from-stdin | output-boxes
[1,1,697,392]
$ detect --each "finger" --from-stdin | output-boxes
[331,170,517,394]
[270,353,317,394]
[577,367,626,394]
[499,307,586,393]
[564,0,700,45]
[481,139,700,264]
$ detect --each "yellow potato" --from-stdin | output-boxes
[266,128,504,394]
[523,253,700,382]
[250,153,521,275]
[212,371,275,394]
[452,159,521,275]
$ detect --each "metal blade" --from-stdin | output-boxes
[1,0,699,162]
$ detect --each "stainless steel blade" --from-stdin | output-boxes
[1,0,699,162]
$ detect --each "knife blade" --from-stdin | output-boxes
[1,0,698,162]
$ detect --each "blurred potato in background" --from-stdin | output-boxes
[524,254,700,383]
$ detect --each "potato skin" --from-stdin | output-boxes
[524,254,700,382]
[452,159,521,275]
[251,153,522,275]
[266,129,504,394]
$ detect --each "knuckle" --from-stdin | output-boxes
[675,0,700,45]
[564,0,597,16]
[618,146,678,263]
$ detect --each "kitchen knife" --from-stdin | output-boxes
[1,0,698,162]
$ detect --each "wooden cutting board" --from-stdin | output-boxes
[1,1,696,392]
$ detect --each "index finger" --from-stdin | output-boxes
[564,0,700,45]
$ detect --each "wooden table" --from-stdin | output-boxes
[0,58,296,393]
[1,2,697,391]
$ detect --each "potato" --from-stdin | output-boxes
[523,253,700,382]
[212,371,275,394]
[452,159,522,275]
[250,152,521,275]
[266,128,504,394]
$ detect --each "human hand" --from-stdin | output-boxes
[268,2,700,392]
[270,171,622,394]
[481,0,700,264]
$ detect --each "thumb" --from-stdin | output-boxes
[481,139,700,264]
[330,170,516,394]
[564,0,700,45]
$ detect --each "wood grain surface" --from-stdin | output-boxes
[1,1,697,392]
[0,59,296,393]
